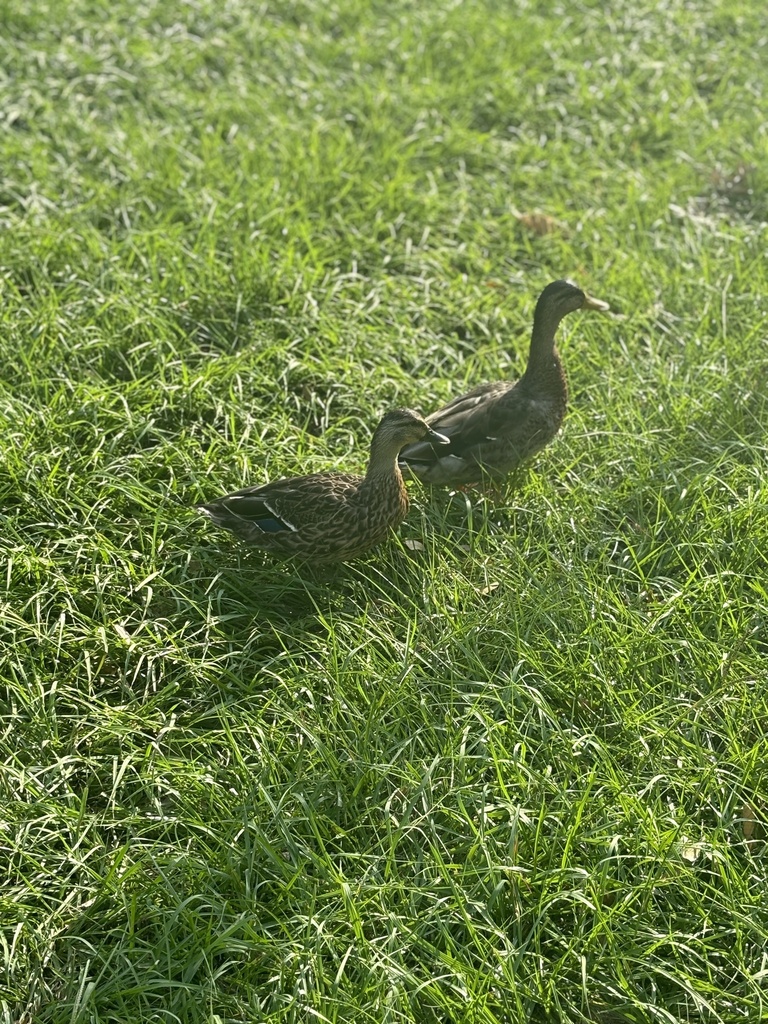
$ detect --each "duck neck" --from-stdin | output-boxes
[363,440,402,483]
[522,304,567,381]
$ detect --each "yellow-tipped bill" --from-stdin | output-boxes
[582,292,610,312]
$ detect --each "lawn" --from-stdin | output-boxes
[1,0,767,1021]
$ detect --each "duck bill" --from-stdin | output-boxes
[426,427,451,445]
[583,292,610,312]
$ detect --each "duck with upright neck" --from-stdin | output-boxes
[398,280,609,487]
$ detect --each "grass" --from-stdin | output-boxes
[1,0,767,1021]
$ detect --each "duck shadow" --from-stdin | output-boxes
[147,507,444,655]
[149,484,535,680]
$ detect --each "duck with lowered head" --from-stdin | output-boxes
[197,408,448,563]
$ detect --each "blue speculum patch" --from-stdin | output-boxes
[256,517,289,533]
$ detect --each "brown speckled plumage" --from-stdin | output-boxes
[399,280,609,487]
[197,408,448,563]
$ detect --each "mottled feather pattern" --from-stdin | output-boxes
[201,472,408,562]
[198,408,446,563]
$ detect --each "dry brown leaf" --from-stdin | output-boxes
[742,801,757,840]
[402,538,425,555]
[516,211,568,236]
[680,844,700,864]
[741,801,763,851]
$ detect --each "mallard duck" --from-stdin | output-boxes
[197,408,449,563]
[398,279,610,487]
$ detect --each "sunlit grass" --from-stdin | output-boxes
[1,0,767,1022]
